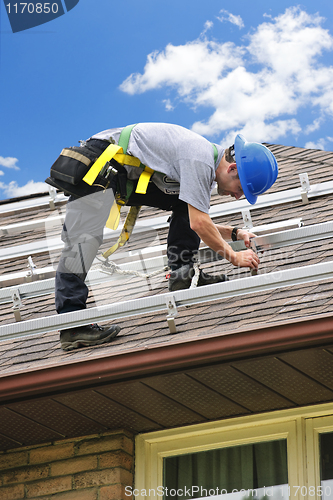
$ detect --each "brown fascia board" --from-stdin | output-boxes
[0,313,333,404]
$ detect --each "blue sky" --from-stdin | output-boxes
[0,0,333,200]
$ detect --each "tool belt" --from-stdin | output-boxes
[45,139,115,198]
[45,125,151,256]
[45,124,151,196]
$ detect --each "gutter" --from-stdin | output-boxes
[0,313,333,403]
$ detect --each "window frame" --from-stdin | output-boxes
[305,414,333,500]
[135,403,333,500]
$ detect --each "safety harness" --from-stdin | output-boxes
[83,124,150,258]
[48,123,219,260]
[83,126,154,198]
[83,123,219,259]
[81,124,151,227]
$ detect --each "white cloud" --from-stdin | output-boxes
[201,20,213,37]
[247,9,331,75]
[304,118,322,134]
[305,139,326,150]
[120,40,244,96]
[120,7,333,145]
[0,180,48,199]
[0,155,49,199]
[217,10,244,29]
[163,99,175,111]
[305,136,333,150]
[0,156,19,170]
[222,119,302,147]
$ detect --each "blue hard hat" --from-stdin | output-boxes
[234,134,278,205]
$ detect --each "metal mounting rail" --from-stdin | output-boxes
[1,220,332,306]
[251,220,333,253]
[0,211,167,237]
[0,208,301,238]
[0,243,231,304]
[0,202,302,261]
[209,180,333,217]
[0,177,332,238]
[0,177,332,221]
[0,255,167,305]
[0,192,68,215]
[0,238,62,262]
[0,214,65,236]
[0,217,302,285]
[2,175,333,240]
[0,266,57,289]
[1,259,333,340]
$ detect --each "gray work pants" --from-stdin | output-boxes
[55,182,200,313]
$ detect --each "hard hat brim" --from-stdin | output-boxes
[234,135,257,205]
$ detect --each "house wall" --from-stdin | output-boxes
[0,430,134,500]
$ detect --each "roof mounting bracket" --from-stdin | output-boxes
[48,186,57,210]
[165,294,178,334]
[242,209,253,229]
[11,289,22,322]
[299,173,311,204]
[26,256,37,282]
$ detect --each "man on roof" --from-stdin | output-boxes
[47,123,278,351]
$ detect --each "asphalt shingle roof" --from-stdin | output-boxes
[0,143,333,363]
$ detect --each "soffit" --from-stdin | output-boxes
[0,338,333,451]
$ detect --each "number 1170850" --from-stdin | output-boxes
[6,3,59,14]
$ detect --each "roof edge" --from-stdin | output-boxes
[1,313,333,403]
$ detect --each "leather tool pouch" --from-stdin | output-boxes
[45,139,114,198]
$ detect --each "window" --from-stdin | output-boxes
[135,404,333,500]
[320,432,333,500]
[164,439,288,500]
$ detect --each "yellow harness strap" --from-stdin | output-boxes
[82,143,146,187]
[105,201,121,230]
[84,125,153,251]
[102,206,141,258]
[82,144,122,185]
[114,153,141,168]
[135,166,154,194]
[83,138,154,190]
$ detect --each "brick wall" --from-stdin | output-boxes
[0,430,134,500]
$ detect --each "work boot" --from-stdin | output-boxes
[168,264,228,292]
[60,323,121,351]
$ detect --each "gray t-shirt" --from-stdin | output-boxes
[91,123,224,213]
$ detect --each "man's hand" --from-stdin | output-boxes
[232,228,259,270]
[236,228,256,248]
[188,205,260,270]
[231,248,260,270]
